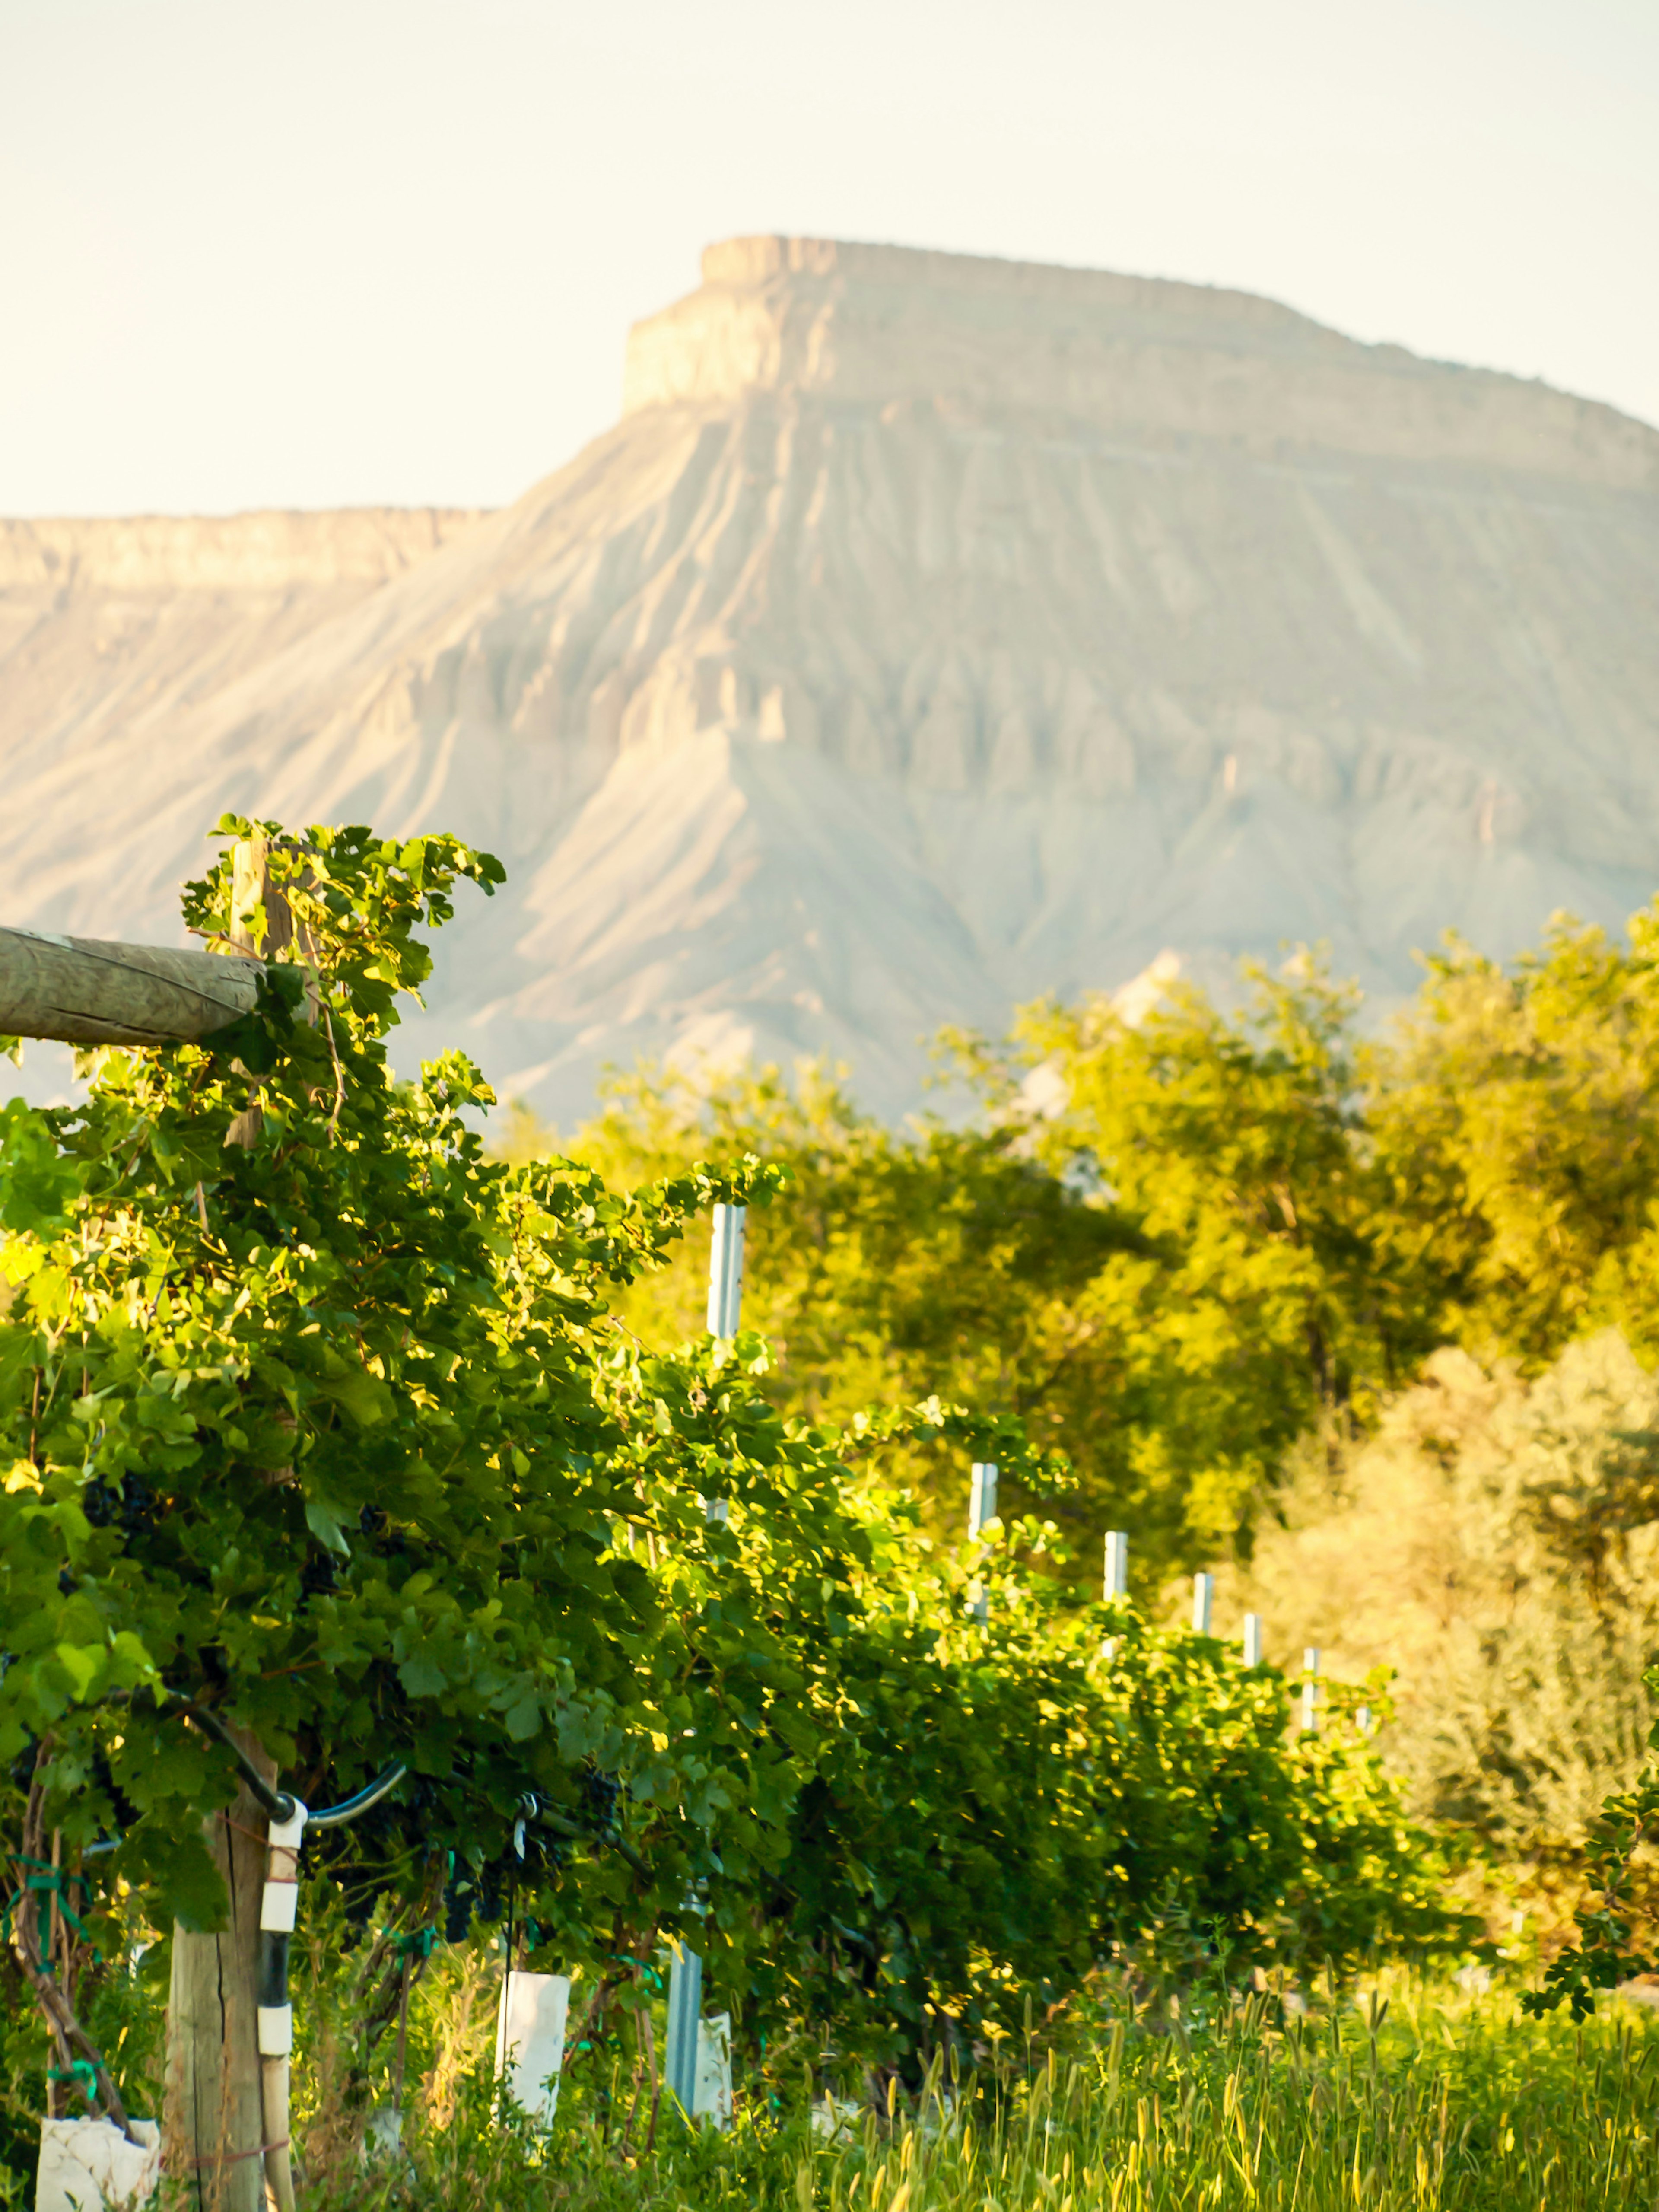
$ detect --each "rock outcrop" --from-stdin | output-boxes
[3,238,1657,1118]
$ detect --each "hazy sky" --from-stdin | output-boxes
[3,0,1655,516]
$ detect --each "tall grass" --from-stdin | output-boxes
[6,1930,1655,2210]
[295,1968,1659,2212]
[785,1995,1659,2212]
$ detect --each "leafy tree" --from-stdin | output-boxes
[1368,912,1659,1368]
[545,961,1444,1582]
[551,1063,1145,1560]
[1001,960,1443,1559]
[1524,1663,1659,2019]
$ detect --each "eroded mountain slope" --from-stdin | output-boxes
[3,238,1656,1118]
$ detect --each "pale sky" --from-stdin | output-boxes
[3,0,1655,518]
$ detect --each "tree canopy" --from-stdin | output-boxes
[528,910,1659,1589]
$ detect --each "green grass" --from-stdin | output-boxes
[7,1946,1657,2210]
[298,1973,1659,2212]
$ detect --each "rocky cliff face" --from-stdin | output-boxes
[3,238,1657,1118]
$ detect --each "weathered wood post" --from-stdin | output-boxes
[1191,1573,1214,1634]
[0,929,264,1047]
[167,1737,277,2212]
[1242,1613,1264,1668]
[168,838,292,2212]
[5,847,317,2209]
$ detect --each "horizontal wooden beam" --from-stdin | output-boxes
[0,926,265,1047]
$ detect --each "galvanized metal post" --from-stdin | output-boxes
[967,1461,998,1623]
[663,1940,703,2114]
[1301,1647,1321,1733]
[667,1203,747,2123]
[700,1204,744,1524]
[706,1204,745,1337]
[1103,1530,1129,1601]
[967,1462,998,1540]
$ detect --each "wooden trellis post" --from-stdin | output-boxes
[4,847,296,2212]
[0,927,264,1047]
[167,1738,276,2212]
[170,840,292,2212]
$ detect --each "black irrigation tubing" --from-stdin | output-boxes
[173,1702,296,1821]
[168,1700,642,1867]
[173,1698,406,1829]
[306,1764,408,1830]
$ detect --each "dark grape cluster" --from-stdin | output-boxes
[299,1550,337,1598]
[88,1749,142,1835]
[440,1870,501,1944]
[438,1823,571,1944]
[581,1764,622,1831]
[359,1503,409,1560]
[80,1474,156,1535]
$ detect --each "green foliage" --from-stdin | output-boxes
[760,1544,1453,2066]
[544,903,1659,1591]
[1004,962,1439,1558]
[1527,1656,1659,2020]
[0,816,786,1941]
[549,1064,1134,1550]
[1,816,1450,2127]
[1370,915,1659,1367]
[542,960,1420,1590]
